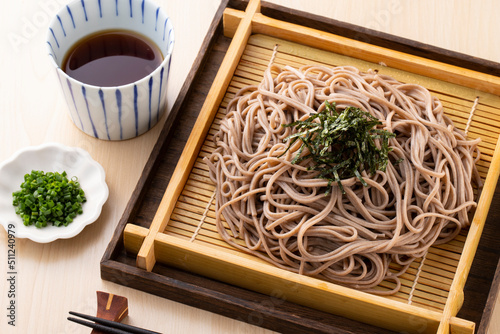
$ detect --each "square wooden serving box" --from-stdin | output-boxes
[101,1,500,333]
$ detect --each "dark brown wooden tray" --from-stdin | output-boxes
[100,1,500,333]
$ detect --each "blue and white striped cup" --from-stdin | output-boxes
[47,0,174,140]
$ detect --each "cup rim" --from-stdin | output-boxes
[46,0,174,90]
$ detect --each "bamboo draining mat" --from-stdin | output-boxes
[168,33,494,310]
[123,1,500,333]
[180,31,496,303]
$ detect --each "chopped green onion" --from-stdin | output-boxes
[12,170,86,228]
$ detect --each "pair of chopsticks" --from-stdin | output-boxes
[67,311,162,334]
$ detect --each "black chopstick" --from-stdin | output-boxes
[68,311,162,334]
[67,317,131,334]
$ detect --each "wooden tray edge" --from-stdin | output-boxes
[478,258,500,333]
[102,257,402,334]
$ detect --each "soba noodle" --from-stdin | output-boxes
[204,64,481,294]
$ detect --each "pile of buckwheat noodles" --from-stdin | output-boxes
[204,63,481,294]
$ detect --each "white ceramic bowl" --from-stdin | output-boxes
[46,0,175,140]
[0,143,108,243]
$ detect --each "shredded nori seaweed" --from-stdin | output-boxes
[282,101,396,193]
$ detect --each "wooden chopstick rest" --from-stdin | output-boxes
[68,291,161,333]
[92,291,128,334]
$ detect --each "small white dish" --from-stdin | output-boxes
[0,143,108,243]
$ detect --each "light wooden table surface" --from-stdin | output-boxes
[1,0,499,333]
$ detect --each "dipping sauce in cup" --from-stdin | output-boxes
[62,30,164,87]
[47,0,174,140]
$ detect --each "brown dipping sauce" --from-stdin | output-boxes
[62,30,163,87]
